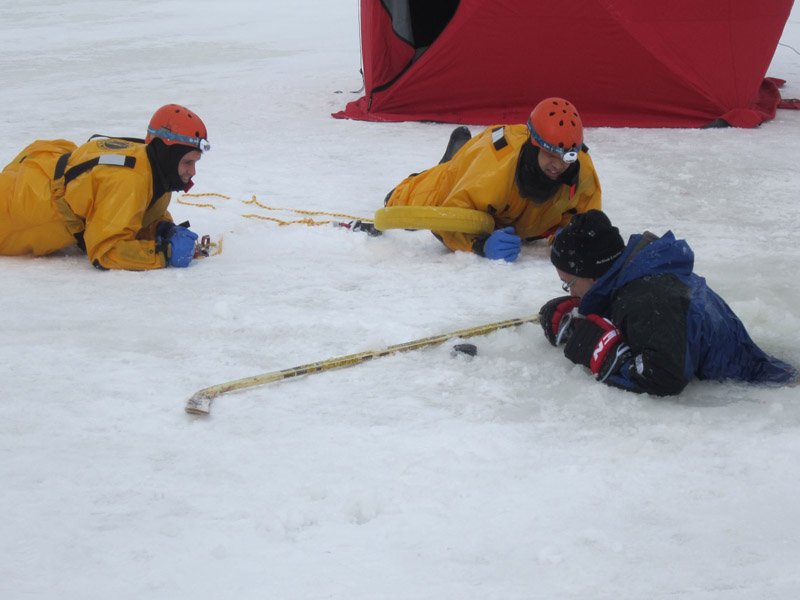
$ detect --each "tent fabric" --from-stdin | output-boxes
[359,0,415,96]
[334,0,795,128]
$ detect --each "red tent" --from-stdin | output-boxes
[333,0,797,128]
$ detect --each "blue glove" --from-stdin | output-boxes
[165,225,199,268]
[482,226,521,262]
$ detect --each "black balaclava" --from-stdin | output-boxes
[146,138,196,197]
[515,140,580,203]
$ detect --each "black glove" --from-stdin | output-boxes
[156,220,177,241]
[156,220,192,243]
[564,315,631,382]
[539,296,581,346]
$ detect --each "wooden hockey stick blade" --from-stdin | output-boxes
[184,314,539,416]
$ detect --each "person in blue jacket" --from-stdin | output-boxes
[538,210,796,395]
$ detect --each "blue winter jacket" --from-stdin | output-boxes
[578,231,796,395]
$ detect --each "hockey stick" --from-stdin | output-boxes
[185,314,540,416]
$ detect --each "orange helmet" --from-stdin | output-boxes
[527,97,583,163]
[145,104,210,152]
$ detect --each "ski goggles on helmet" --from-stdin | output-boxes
[527,119,578,163]
[148,127,211,152]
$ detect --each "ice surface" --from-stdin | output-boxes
[1,2,799,599]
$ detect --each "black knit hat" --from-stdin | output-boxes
[550,210,625,278]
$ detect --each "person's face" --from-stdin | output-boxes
[556,267,595,299]
[537,147,571,180]
[178,150,202,184]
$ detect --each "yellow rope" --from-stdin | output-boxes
[177,192,231,209]
[241,214,334,227]
[182,192,232,200]
[176,193,373,227]
[176,198,219,209]
[242,195,373,223]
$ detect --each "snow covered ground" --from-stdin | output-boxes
[2,2,800,598]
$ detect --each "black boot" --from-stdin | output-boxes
[438,126,472,164]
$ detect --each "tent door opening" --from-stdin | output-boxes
[408,0,459,57]
[383,0,459,54]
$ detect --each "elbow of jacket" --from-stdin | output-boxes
[642,375,690,397]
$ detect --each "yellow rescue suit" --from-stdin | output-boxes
[386,124,602,252]
[0,137,173,270]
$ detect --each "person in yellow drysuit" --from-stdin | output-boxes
[385,97,601,262]
[0,104,209,270]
